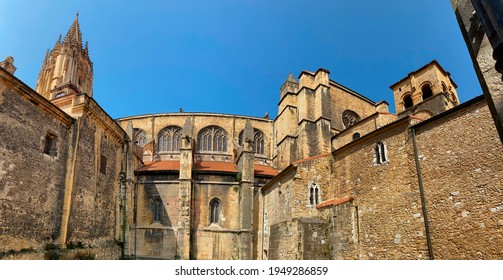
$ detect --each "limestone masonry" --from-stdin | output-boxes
[0,10,501,259]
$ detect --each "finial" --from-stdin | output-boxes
[76,11,79,19]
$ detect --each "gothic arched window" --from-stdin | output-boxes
[134,128,148,147]
[309,184,320,206]
[151,196,162,223]
[342,110,360,128]
[158,126,182,152]
[238,128,266,155]
[210,198,220,224]
[374,141,387,165]
[198,126,228,152]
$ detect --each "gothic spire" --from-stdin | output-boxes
[63,12,83,48]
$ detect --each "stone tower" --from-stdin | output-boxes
[390,60,459,119]
[274,69,332,169]
[36,13,93,100]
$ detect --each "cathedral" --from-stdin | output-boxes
[0,9,502,260]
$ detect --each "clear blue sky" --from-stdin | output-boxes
[1,0,481,119]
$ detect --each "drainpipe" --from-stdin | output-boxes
[261,190,265,260]
[119,168,126,259]
[133,181,138,259]
[411,127,434,260]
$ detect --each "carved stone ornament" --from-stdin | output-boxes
[342,110,360,128]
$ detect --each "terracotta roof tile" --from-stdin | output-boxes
[194,161,236,173]
[136,161,180,172]
[136,160,277,177]
[316,196,354,209]
[254,165,279,176]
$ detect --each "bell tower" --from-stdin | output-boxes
[36,13,93,100]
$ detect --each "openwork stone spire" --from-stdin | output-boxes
[36,13,94,100]
[63,13,83,47]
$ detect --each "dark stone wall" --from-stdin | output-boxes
[65,113,123,257]
[0,86,70,252]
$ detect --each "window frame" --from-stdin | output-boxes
[374,141,387,165]
[158,126,182,153]
[209,198,221,224]
[198,126,228,153]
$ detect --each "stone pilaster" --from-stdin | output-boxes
[237,120,255,259]
[178,117,193,259]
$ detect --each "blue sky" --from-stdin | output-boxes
[1,0,481,119]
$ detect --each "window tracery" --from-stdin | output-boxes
[134,128,148,147]
[342,110,360,128]
[238,128,265,155]
[198,126,228,152]
[158,126,182,152]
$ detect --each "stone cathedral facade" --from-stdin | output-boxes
[0,15,501,260]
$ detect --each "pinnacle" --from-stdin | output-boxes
[63,13,83,48]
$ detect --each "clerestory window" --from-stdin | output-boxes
[238,128,266,155]
[198,126,227,152]
[134,128,148,147]
[158,126,182,152]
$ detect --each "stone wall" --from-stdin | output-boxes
[331,120,429,260]
[0,70,73,255]
[415,98,503,259]
[452,0,503,143]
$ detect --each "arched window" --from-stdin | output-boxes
[152,196,162,223]
[158,126,182,152]
[352,132,361,140]
[342,110,361,128]
[210,199,220,224]
[309,184,320,206]
[403,94,413,110]
[198,126,228,152]
[134,128,148,147]
[374,142,387,165]
[421,84,433,100]
[238,128,265,155]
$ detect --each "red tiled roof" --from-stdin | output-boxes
[254,165,279,176]
[194,161,236,173]
[316,196,354,209]
[136,160,277,177]
[136,161,180,172]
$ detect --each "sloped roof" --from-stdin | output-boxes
[316,196,354,209]
[135,160,277,177]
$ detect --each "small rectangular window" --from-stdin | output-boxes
[100,155,107,174]
[43,133,57,157]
